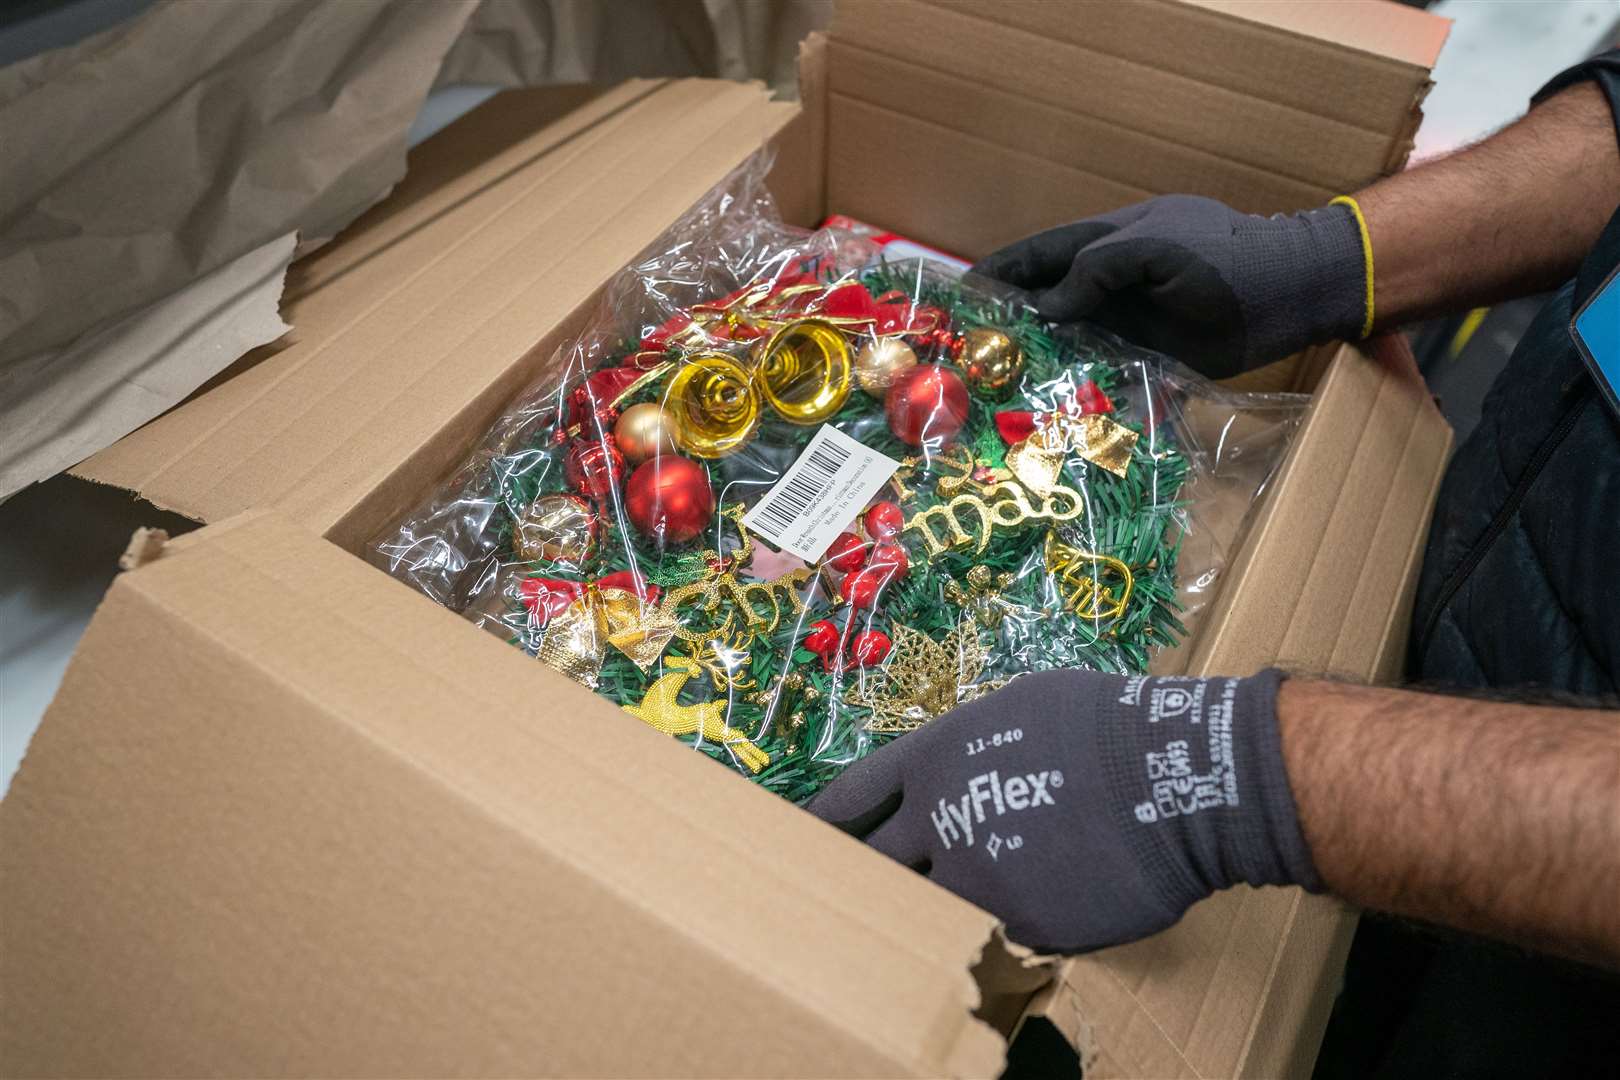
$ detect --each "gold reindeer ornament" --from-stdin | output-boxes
[623,648,770,773]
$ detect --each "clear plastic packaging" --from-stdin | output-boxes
[372,154,1307,801]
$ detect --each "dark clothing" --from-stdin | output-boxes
[1410,207,1620,691]
[1411,48,1620,692]
[1317,49,1620,1080]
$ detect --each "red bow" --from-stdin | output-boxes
[995,383,1114,445]
[519,571,662,621]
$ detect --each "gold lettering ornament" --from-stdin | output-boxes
[659,504,815,666]
[1043,532,1135,620]
[897,448,1083,557]
[622,647,770,773]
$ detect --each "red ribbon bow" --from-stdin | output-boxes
[994,382,1115,445]
[519,571,662,621]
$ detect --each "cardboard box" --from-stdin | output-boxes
[3,2,1451,1075]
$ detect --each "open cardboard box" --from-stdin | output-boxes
[2,2,1453,1076]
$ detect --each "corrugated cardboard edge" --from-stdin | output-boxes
[3,507,1031,1078]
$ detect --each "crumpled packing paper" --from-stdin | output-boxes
[0,0,828,501]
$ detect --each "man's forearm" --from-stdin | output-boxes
[1278,679,1620,966]
[1357,80,1620,329]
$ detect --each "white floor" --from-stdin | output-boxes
[2,0,1617,796]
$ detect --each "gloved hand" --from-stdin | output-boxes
[970,195,1369,379]
[808,669,1320,953]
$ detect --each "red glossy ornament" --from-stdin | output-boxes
[824,531,869,573]
[565,437,625,499]
[864,501,904,540]
[850,630,892,668]
[623,455,715,543]
[866,542,909,584]
[885,364,971,448]
[839,567,885,609]
[802,619,841,657]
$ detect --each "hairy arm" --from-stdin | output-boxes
[1359,79,1620,329]
[1278,679,1620,967]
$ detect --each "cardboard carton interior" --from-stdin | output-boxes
[14,2,1453,1075]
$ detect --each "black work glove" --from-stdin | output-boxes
[808,669,1321,954]
[971,195,1367,379]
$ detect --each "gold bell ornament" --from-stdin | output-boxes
[854,336,920,398]
[664,352,761,459]
[753,318,853,425]
[955,327,1024,398]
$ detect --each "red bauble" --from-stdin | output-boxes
[866,542,909,584]
[864,500,904,540]
[850,630,892,668]
[824,531,869,573]
[565,438,625,499]
[802,619,841,657]
[623,455,715,543]
[885,364,971,448]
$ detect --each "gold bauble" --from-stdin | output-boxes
[854,336,919,398]
[614,402,679,465]
[955,327,1024,398]
[513,493,598,565]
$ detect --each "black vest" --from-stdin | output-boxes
[1410,206,1620,694]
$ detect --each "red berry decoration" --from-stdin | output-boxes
[839,566,885,609]
[885,364,970,448]
[623,455,715,543]
[866,542,909,584]
[850,630,892,668]
[864,500,904,540]
[564,438,625,499]
[824,530,869,573]
[802,618,841,657]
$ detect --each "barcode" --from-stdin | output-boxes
[751,438,853,536]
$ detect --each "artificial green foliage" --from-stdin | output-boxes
[483,261,1192,802]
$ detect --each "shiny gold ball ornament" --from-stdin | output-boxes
[955,327,1024,398]
[754,318,853,424]
[665,352,761,459]
[613,402,679,465]
[512,493,598,565]
[855,336,920,398]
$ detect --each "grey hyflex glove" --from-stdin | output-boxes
[971,195,1368,379]
[808,669,1321,953]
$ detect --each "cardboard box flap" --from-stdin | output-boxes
[1,509,1032,1078]
[72,79,799,550]
[825,0,1447,256]
[1023,345,1452,1079]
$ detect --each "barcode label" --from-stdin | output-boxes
[742,425,901,562]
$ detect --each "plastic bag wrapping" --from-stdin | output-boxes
[372,153,1308,801]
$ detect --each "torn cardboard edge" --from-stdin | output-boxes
[117,527,169,571]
